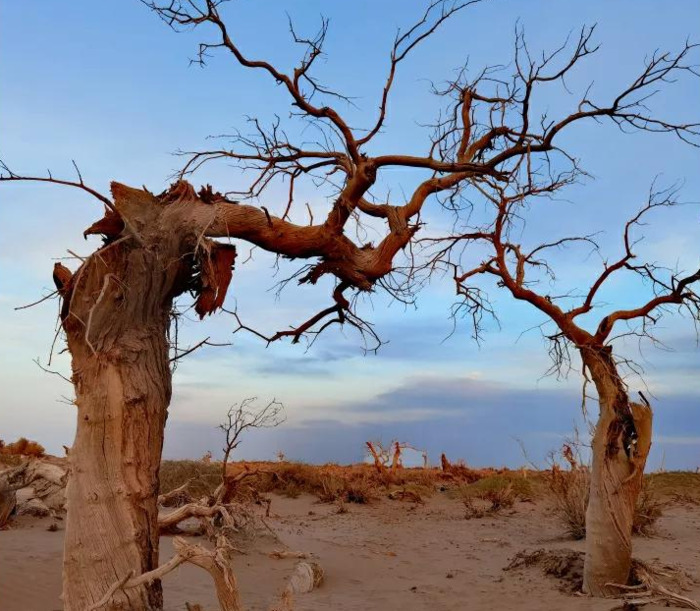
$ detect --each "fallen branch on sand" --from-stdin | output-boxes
[88,536,242,611]
[159,502,234,534]
[158,479,193,507]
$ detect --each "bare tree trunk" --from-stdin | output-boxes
[60,185,199,610]
[581,346,653,596]
[63,331,170,609]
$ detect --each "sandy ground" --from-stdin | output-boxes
[1,493,698,610]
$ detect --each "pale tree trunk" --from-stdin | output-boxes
[60,184,208,610]
[581,346,653,596]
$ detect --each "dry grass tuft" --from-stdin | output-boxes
[634,484,666,536]
[546,467,665,539]
[459,477,522,519]
[546,467,589,540]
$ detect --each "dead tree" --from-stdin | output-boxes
[404,23,698,596]
[157,400,281,541]
[1,1,697,607]
[414,28,696,595]
[219,399,284,475]
[213,397,283,504]
[425,151,698,599]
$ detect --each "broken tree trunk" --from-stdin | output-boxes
[581,346,653,596]
[60,183,236,610]
[366,442,385,474]
[87,536,242,611]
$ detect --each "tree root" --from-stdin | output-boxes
[606,560,700,610]
[505,549,700,608]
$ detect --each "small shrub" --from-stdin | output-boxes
[344,477,375,504]
[317,476,342,503]
[481,483,516,511]
[462,497,488,519]
[547,467,588,540]
[633,484,665,536]
[0,437,45,457]
[460,479,517,519]
[282,481,302,499]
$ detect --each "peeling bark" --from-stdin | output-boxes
[581,346,653,596]
[194,242,237,319]
[60,184,209,610]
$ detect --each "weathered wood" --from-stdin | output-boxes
[0,488,16,527]
[581,347,653,596]
[60,184,201,610]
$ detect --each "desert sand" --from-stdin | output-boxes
[1,491,699,611]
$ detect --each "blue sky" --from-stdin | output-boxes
[1,0,698,469]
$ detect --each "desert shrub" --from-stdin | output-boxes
[547,467,664,539]
[0,454,23,468]
[469,474,534,501]
[343,476,376,504]
[547,467,589,540]
[633,484,665,536]
[669,492,700,506]
[460,479,518,519]
[406,469,438,488]
[462,497,488,519]
[481,483,516,511]
[317,476,343,503]
[157,458,523,507]
[0,437,45,457]
[281,481,302,498]
[453,473,533,513]
[256,462,323,495]
[159,460,221,499]
[256,462,384,503]
[388,483,433,503]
